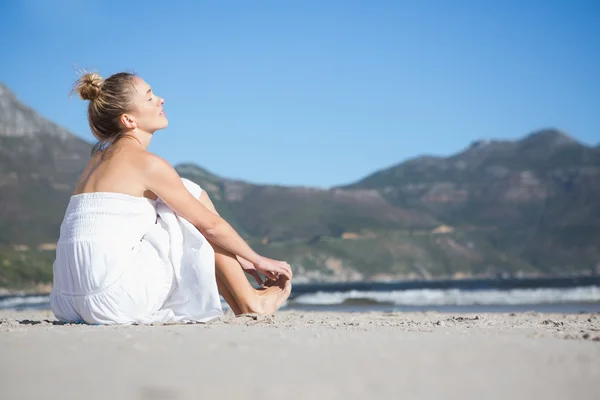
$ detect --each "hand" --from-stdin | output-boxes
[237,257,264,286]
[254,256,293,281]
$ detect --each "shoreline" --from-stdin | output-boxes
[2,272,599,297]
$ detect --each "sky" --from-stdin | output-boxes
[1,0,599,188]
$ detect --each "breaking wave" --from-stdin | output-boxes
[292,286,600,306]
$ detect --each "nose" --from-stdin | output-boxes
[160,97,164,105]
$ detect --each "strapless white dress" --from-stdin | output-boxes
[49,178,223,325]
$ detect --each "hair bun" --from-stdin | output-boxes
[74,72,104,101]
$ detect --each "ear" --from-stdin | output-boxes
[120,113,137,130]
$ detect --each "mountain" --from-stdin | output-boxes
[0,83,91,245]
[1,82,599,288]
[343,129,600,273]
[344,129,600,227]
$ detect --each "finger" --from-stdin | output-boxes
[282,262,292,277]
[266,271,278,280]
[278,264,292,280]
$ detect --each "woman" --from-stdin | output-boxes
[49,71,292,325]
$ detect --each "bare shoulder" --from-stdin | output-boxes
[139,151,185,191]
[107,147,179,199]
[142,151,177,177]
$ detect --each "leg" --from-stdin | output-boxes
[213,244,261,314]
[215,273,243,315]
[193,188,290,315]
[213,244,291,315]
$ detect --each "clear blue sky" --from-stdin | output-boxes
[1,0,599,187]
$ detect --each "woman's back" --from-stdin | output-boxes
[73,143,157,201]
[54,140,163,293]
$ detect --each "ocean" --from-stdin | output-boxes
[2,275,600,314]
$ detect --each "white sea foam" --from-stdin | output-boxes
[292,286,600,306]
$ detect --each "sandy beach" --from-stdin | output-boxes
[1,309,599,400]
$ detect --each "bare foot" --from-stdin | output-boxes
[256,278,292,314]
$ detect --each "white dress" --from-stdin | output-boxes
[49,178,224,325]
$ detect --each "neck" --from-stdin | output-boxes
[123,129,153,149]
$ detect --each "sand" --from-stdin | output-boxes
[1,309,600,400]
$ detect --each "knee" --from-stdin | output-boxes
[212,243,235,259]
[180,178,203,199]
[198,191,219,215]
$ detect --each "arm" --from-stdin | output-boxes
[196,191,252,268]
[144,154,261,265]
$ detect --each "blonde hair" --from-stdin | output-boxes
[71,70,137,155]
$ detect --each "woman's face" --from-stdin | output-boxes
[127,77,168,133]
